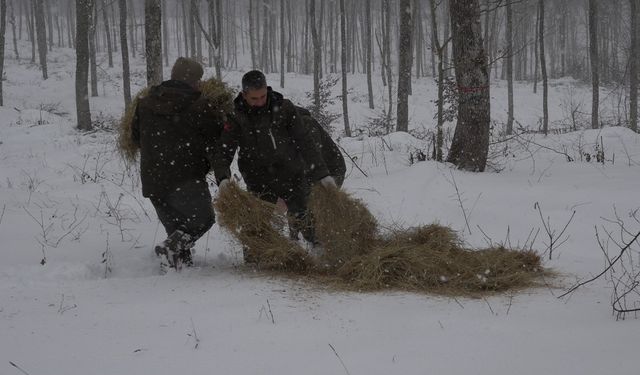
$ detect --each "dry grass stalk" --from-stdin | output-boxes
[214,182,314,273]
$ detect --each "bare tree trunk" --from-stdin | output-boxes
[26,1,35,63]
[249,0,255,68]
[180,1,188,57]
[118,0,131,108]
[145,0,162,86]
[216,0,222,73]
[101,0,112,67]
[188,0,196,60]
[9,1,17,60]
[505,0,514,135]
[89,2,98,96]
[128,0,136,58]
[34,0,47,79]
[0,0,6,106]
[446,0,490,172]
[365,0,374,109]
[339,0,350,136]
[396,0,412,132]
[161,0,168,66]
[261,0,269,72]
[310,0,321,117]
[204,0,221,78]
[589,0,599,129]
[630,0,639,132]
[533,2,539,93]
[69,0,76,49]
[280,0,285,87]
[383,0,393,128]
[76,0,92,131]
[539,0,548,135]
[429,0,444,161]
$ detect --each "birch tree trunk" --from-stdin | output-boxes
[446,0,490,172]
[76,0,92,131]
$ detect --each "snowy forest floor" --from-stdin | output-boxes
[1,45,640,374]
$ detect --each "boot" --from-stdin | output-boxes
[155,230,194,270]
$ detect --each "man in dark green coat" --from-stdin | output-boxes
[213,70,341,246]
[132,57,224,269]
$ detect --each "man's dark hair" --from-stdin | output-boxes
[241,70,267,92]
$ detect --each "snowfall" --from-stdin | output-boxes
[1,43,640,375]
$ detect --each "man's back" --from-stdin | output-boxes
[134,80,220,197]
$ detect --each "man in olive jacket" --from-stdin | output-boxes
[213,70,338,245]
[132,57,223,269]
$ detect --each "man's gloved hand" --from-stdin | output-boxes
[319,175,337,189]
[218,178,231,191]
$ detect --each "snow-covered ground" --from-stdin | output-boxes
[1,45,640,375]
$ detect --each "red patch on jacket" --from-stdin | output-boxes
[223,122,232,132]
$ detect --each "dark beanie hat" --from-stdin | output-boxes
[241,70,267,92]
[171,57,204,85]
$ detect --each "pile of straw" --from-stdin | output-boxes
[337,225,542,294]
[116,78,235,163]
[214,181,314,273]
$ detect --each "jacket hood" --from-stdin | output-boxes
[234,86,284,114]
[141,80,201,115]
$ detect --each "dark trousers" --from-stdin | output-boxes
[150,180,215,242]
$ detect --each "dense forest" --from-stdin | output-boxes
[1,0,639,171]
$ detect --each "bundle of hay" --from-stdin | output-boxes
[214,181,314,273]
[215,179,545,295]
[117,87,149,163]
[337,224,542,294]
[117,77,235,163]
[199,78,235,114]
[308,185,378,270]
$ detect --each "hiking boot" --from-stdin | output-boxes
[155,230,195,271]
[155,244,180,271]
